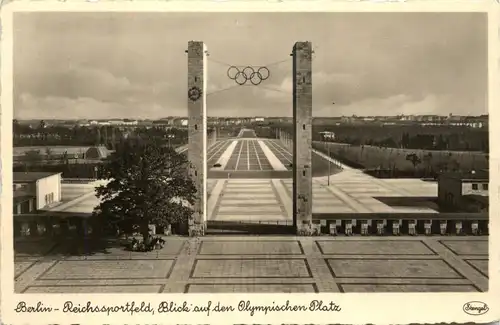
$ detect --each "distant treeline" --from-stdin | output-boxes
[13,120,195,148]
[253,126,278,139]
[313,142,488,179]
[14,162,103,178]
[271,124,488,153]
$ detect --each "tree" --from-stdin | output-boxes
[62,151,69,165]
[103,126,109,148]
[38,120,47,141]
[111,128,117,150]
[448,159,460,172]
[45,147,53,163]
[96,128,102,146]
[406,153,422,171]
[13,119,20,137]
[23,150,42,170]
[93,136,196,244]
[422,152,433,177]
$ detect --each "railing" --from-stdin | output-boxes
[206,214,488,236]
[310,212,488,236]
[13,214,175,239]
[312,148,345,170]
[14,215,95,239]
[13,212,488,238]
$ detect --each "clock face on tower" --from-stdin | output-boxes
[188,86,202,102]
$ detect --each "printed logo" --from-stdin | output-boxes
[463,301,489,315]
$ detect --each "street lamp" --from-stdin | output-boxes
[327,138,331,186]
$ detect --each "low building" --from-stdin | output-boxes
[437,170,489,212]
[85,146,112,159]
[13,172,62,214]
[172,118,188,127]
[319,131,336,140]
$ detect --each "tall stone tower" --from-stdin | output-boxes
[292,41,313,235]
[187,41,207,236]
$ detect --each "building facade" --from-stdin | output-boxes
[13,172,62,214]
[438,170,489,212]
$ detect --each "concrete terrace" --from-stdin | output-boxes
[15,236,488,293]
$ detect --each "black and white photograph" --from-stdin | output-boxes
[3,8,494,299]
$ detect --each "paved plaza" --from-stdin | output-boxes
[204,135,439,221]
[207,170,439,221]
[20,136,486,294]
[14,236,488,293]
[46,138,440,222]
[52,171,439,221]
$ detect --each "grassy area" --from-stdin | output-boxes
[313,141,488,177]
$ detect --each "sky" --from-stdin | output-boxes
[13,12,488,119]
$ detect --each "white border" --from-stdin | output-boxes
[1,1,499,324]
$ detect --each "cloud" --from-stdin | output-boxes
[13,12,488,118]
[261,71,359,101]
[16,64,176,107]
[15,93,165,119]
[314,94,461,117]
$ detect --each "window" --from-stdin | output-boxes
[21,201,29,214]
[45,192,54,204]
[44,193,55,205]
[472,183,478,190]
[482,183,489,190]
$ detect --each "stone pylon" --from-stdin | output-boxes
[187,41,207,236]
[292,41,313,235]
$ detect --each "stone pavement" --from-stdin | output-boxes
[208,179,289,222]
[207,173,438,221]
[14,236,488,293]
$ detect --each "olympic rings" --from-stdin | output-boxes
[227,66,270,85]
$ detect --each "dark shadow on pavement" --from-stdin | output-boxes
[15,237,127,258]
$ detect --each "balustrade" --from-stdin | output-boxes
[325,217,487,236]
[13,213,488,238]
[13,215,181,239]
[13,216,93,239]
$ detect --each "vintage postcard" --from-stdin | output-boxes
[1,1,499,324]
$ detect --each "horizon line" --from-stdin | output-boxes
[13,114,490,121]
